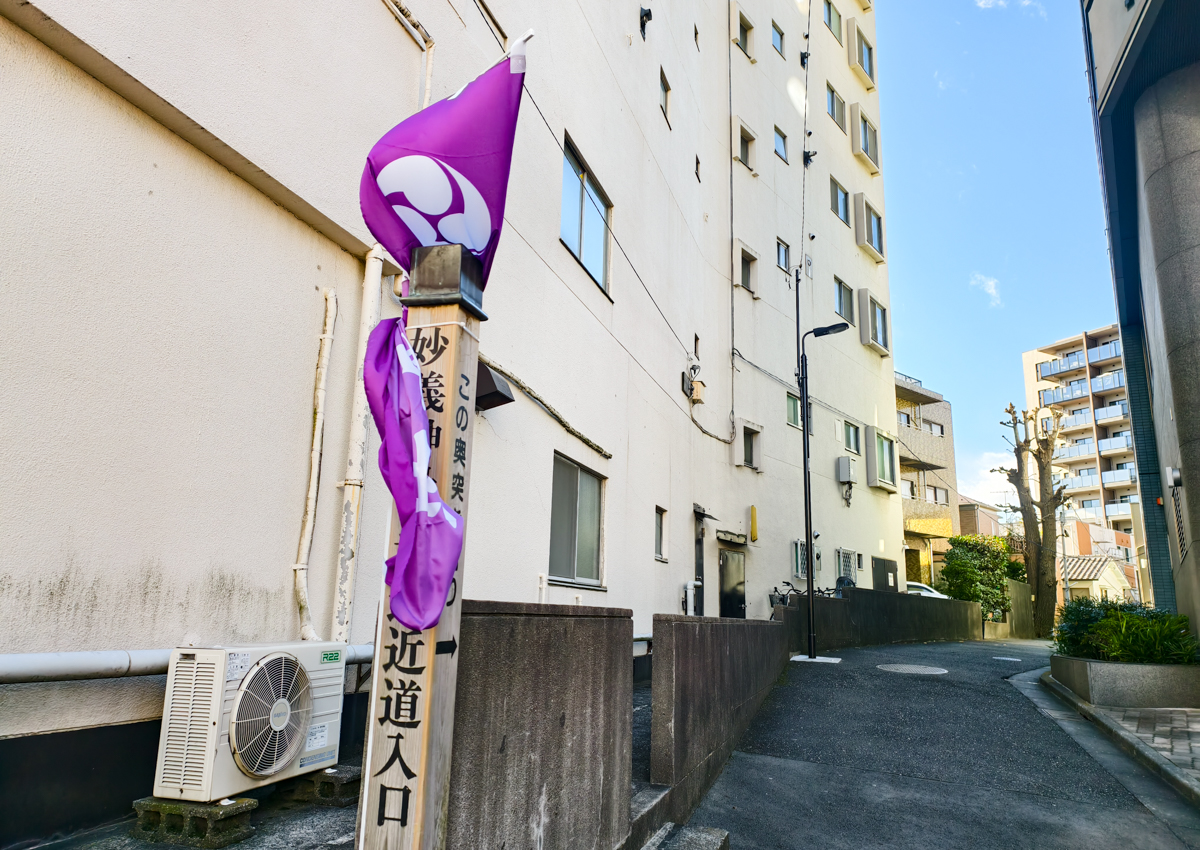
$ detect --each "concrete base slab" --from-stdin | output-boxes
[130,797,257,849]
[789,655,841,663]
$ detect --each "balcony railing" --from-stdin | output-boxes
[1040,383,1089,406]
[1059,474,1101,490]
[1095,402,1130,423]
[895,371,922,387]
[1072,506,1104,523]
[1099,435,1134,453]
[1106,502,1135,518]
[1038,351,1087,381]
[1091,371,1125,393]
[1088,340,1122,363]
[1102,468,1138,487]
[1060,410,1093,429]
[1054,442,1096,461]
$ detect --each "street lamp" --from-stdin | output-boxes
[797,309,850,659]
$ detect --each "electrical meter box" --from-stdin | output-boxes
[836,456,858,484]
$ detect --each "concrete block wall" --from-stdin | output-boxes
[649,614,790,823]
[447,601,632,850]
[780,588,982,653]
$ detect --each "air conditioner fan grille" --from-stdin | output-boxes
[229,653,312,778]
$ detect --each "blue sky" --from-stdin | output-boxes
[874,0,1115,506]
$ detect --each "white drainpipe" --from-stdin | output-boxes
[294,289,338,641]
[685,581,701,616]
[331,245,385,642]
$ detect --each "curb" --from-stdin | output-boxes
[1040,671,1200,809]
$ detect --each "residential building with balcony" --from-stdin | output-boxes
[895,373,959,585]
[959,495,1003,537]
[1022,326,1144,551]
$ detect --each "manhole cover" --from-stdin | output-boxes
[877,664,948,675]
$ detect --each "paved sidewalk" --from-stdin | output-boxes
[1099,708,1200,780]
[687,640,1200,849]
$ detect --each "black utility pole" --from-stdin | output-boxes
[795,268,849,659]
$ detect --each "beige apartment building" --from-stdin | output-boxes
[1022,326,1144,549]
[895,373,959,584]
[0,0,902,757]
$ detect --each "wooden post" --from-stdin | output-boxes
[356,245,485,850]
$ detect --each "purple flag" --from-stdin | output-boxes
[359,33,532,286]
[364,318,464,631]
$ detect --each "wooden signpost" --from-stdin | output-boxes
[356,245,484,850]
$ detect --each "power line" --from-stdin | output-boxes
[520,84,691,357]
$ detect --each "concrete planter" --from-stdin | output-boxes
[1050,654,1200,708]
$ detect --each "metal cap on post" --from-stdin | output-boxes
[402,245,488,321]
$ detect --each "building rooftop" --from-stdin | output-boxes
[1060,554,1119,582]
[958,494,999,512]
[895,371,944,405]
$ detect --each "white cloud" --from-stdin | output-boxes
[958,451,1020,513]
[1020,0,1047,17]
[975,0,1006,7]
[969,272,1003,308]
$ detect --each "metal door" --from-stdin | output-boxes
[719,549,746,618]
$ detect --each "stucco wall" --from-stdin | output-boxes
[0,0,902,737]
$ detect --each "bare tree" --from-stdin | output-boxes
[994,404,1067,638]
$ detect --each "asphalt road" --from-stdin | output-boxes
[688,639,1200,849]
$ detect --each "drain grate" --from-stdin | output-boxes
[876,664,948,675]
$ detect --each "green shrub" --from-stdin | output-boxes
[1054,597,1199,664]
[940,535,1012,619]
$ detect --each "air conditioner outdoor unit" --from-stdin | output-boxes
[152,641,346,802]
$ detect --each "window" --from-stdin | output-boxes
[830,178,850,224]
[867,208,884,252]
[1080,499,1100,509]
[655,507,667,560]
[695,156,701,182]
[774,127,788,162]
[897,411,911,428]
[737,14,753,59]
[901,479,916,499]
[854,193,885,260]
[795,541,822,579]
[743,427,759,468]
[844,421,860,453]
[851,103,879,171]
[858,30,874,80]
[923,421,945,437]
[860,116,878,162]
[772,22,784,56]
[549,455,602,584]
[787,394,802,428]
[739,248,756,292]
[835,278,854,322]
[560,143,611,289]
[827,84,846,131]
[777,239,790,270]
[695,24,699,49]
[837,549,856,579]
[738,126,755,170]
[870,298,888,349]
[824,0,842,43]
[660,69,671,124]
[926,486,948,505]
[848,21,875,88]
[875,432,895,485]
[694,334,700,358]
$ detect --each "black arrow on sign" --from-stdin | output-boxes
[435,636,457,657]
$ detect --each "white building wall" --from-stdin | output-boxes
[0,0,901,736]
